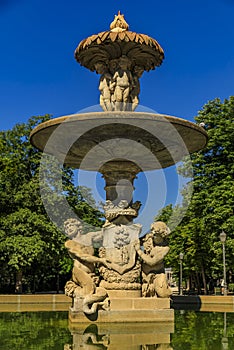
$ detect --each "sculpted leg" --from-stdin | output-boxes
[82,287,109,314]
[154,273,172,298]
[72,263,95,295]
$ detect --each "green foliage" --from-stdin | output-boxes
[155,204,173,223]
[159,97,234,291]
[0,311,234,349]
[0,115,103,293]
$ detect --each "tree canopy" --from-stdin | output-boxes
[157,96,234,293]
[0,115,103,293]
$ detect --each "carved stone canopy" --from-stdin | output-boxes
[74,11,164,73]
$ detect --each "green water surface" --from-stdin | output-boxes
[0,311,233,349]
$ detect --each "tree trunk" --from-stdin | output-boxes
[15,270,23,294]
[189,273,197,293]
[195,272,201,294]
[201,264,207,295]
[33,274,36,294]
[56,273,60,294]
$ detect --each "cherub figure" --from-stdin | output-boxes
[130,65,144,111]
[95,61,112,111]
[110,55,134,111]
[134,221,172,298]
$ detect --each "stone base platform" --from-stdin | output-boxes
[69,296,174,324]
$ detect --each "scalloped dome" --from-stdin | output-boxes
[74,12,164,72]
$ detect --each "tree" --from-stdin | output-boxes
[158,97,234,293]
[0,115,103,293]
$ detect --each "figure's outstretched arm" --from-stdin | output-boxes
[65,239,107,264]
[89,230,103,244]
[79,255,111,266]
[136,246,170,266]
[65,239,82,257]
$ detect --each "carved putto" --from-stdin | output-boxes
[64,217,172,315]
[63,218,109,314]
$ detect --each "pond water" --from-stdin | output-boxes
[0,311,233,350]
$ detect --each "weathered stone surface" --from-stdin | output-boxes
[30,112,208,170]
[64,216,173,320]
[75,12,164,73]
[64,218,109,314]
[110,297,170,310]
[99,222,142,290]
[0,294,71,312]
[74,12,165,111]
[135,221,172,298]
[69,301,174,323]
[103,200,141,222]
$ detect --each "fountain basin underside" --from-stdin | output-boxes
[30,111,208,171]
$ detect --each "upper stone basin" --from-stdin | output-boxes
[30,111,208,171]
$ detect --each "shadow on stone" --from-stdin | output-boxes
[84,310,99,321]
[171,295,202,311]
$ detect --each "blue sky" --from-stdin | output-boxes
[1,0,233,130]
[1,0,233,231]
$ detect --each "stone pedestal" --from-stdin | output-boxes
[100,161,140,205]
[69,297,174,324]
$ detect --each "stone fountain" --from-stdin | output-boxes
[30,12,208,330]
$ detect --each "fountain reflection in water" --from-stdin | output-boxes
[1,311,233,350]
[67,322,174,350]
[0,310,234,350]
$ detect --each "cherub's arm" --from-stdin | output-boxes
[105,73,112,84]
[109,72,117,91]
[135,245,170,266]
[65,239,110,266]
[112,71,118,82]
[88,230,103,244]
[79,255,110,266]
[127,70,134,86]
[65,239,82,257]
